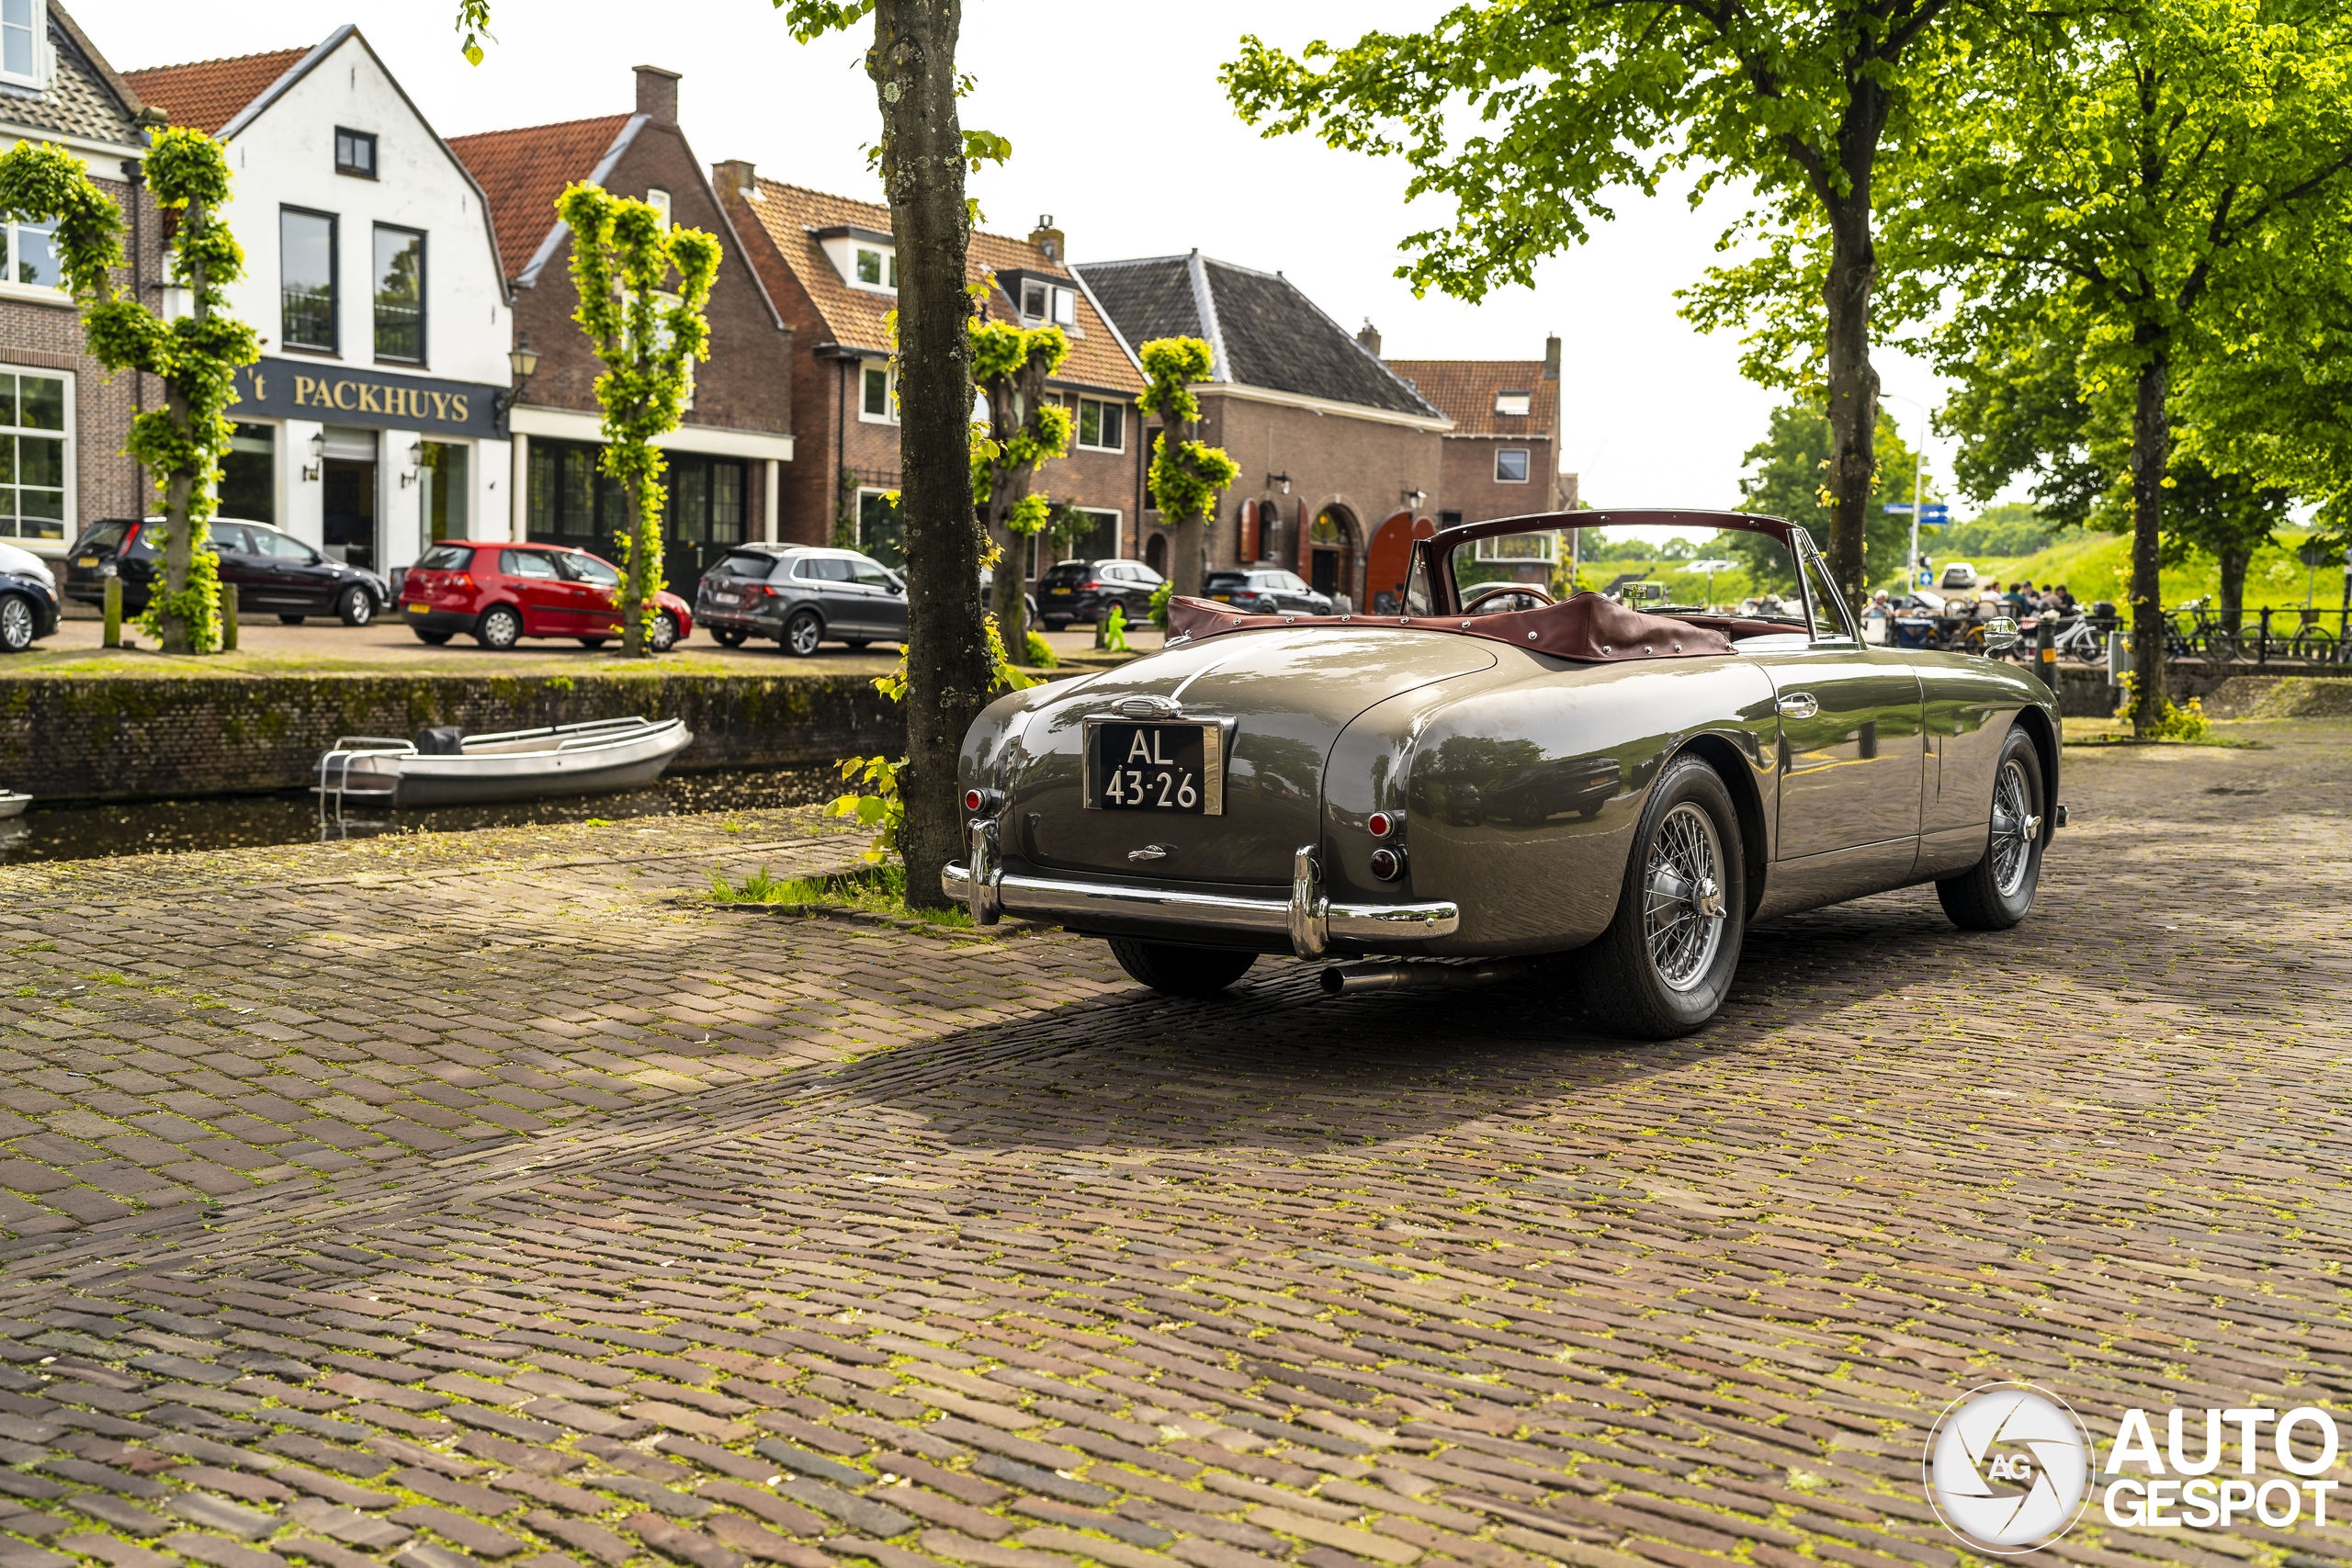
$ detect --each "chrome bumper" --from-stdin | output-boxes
[943,838,1458,958]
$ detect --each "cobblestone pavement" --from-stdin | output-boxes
[0,722,2348,1568]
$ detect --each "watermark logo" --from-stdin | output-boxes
[1923,1382,2094,1554]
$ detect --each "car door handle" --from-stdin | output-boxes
[1777,694,1819,720]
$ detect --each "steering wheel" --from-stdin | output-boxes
[1462,583,1556,615]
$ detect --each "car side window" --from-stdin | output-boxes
[560,554,619,587]
[256,530,316,562]
[1798,550,1854,641]
[1134,565,1163,587]
[502,550,561,579]
[848,558,894,588]
[209,524,252,554]
[808,558,854,582]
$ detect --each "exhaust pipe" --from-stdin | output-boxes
[1319,957,1541,997]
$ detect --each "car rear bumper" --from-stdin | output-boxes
[695,604,784,633]
[942,852,1459,959]
[400,603,476,633]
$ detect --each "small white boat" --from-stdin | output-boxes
[0,793,28,819]
[316,716,693,809]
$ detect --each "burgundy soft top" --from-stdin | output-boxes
[1164,591,1739,662]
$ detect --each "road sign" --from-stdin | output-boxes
[1884,502,1951,520]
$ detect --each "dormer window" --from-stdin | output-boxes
[1,0,41,87]
[854,246,899,288]
[1495,389,1532,416]
[818,225,900,293]
[1019,279,1075,326]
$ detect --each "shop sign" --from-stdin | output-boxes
[228,357,505,440]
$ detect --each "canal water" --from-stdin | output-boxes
[0,766,846,865]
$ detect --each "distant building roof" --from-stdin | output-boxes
[1385,359,1557,439]
[447,115,636,281]
[7,2,147,148]
[1075,253,1445,422]
[734,180,1143,395]
[122,46,305,135]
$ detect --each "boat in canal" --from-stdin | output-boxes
[0,792,28,819]
[315,716,693,809]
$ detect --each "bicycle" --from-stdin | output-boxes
[2049,614,2108,664]
[2289,607,2342,664]
[2170,598,2241,662]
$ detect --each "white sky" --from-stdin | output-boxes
[79,0,1974,521]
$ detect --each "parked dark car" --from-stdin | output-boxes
[400,540,694,650]
[694,545,906,655]
[62,517,390,626]
[1037,558,1164,629]
[0,541,60,653]
[1203,568,1332,617]
[978,565,1038,627]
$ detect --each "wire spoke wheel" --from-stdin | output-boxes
[1988,758,2038,897]
[1643,802,1727,992]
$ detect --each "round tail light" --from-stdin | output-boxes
[963,789,985,812]
[1367,811,1397,838]
[1369,847,1406,882]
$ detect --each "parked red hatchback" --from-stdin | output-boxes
[400,541,694,651]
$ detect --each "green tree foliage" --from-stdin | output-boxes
[1223,0,1982,614]
[1137,337,1238,598]
[970,319,1071,650]
[555,183,719,658]
[0,133,258,655]
[1730,401,1921,592]
[1929,504,2052,559]
[1890,0,2352,733]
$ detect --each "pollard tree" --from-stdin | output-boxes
[973,319,1071,652]
[1894,0,2352,733]
[1137,337,1238,598]
[556,183,718,658]
[1224,0,1984,612]
[0,132,256,654]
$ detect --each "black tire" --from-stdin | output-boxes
[577,637,608,649]
[413,628,453,646]
[649,611,680,653]
[843,638,870,649]
[1936,724,2046,931]
[278,615,305,625]
[476,604,524,649]
[1042,619,1069,632]
[782,609,822,656]
[712,628,748,648]
[0,594,34,653]
[1106,938,1256,998]
[1579,752,1747,1040]
[335,585,375,626]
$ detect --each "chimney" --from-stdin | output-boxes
[1543,333,1561,380]
[1028,214,1065,264]
[635,64,681,123]
[714,159,755,200]
[1357,319,1382,357]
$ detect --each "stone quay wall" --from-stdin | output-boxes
[0,672,903,800]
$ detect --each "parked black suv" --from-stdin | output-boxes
[695,544,909,655]
[1203,568,1331,616]
[1036,558,1163,629]
[62,517,390,625]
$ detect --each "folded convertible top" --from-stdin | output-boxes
[1163,589,1736,662]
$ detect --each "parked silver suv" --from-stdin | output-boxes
[695,545,907,655]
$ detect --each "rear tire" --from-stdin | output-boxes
[712,628,747,648]
[1106,939,1256,998]
[476,604,524,649]
[782,609,822,656]
[278,615,304,625]
[1936,725,2045,931]
[1580,753,1746,1040]
[413,628,453,646]
[335,585,374,626]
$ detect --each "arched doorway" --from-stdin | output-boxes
[1144,533,1167,576]
[1364,511,1437,615]
[1308,505,1359,604]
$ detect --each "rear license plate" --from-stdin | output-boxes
[77,557,98,568]
[404,602,427,614]
[1050,588,1072,596]
[1087,720,1224,815]
[714,592,740,604]
[1211,593,1233,602]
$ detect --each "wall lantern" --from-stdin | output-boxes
[303,431,324,483]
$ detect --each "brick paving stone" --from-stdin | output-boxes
[2,732,2351,1568]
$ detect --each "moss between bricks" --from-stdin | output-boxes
[0,671,903,801]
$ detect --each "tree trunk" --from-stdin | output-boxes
[875,0,988,911]
[2128,344,2170,734]
[989,512,1028,653]
[158,195,209,658]
[1168,514,1204,599]
[621,481,649,658]
[2215,543,2252,637]
[1820,193,1879,614]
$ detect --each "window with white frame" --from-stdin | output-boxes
[1494,389,1532,416]
[1074,397,1124,453]
[1019,279,1076,327]
[0,367,72,542]
[852,244,899,289]
[2,217,60,294]
[1495,447,1531,483]
[0,0,42,88]
[647,188,672,229]
[860,362,898,423]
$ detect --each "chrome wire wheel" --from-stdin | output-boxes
[1643,801,1728,993]
[1990,757,2040,896]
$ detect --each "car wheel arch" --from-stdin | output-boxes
[2007,704,2060,842]
[1664,732,1770,921]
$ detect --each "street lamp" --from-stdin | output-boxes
[1267,470,1291,495]
[1403,488,1426,511]
[494,334,541,431]
[302,431,323,483]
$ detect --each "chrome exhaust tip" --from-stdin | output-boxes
[1318,957,1538,997]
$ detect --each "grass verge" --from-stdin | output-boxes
[707,862,974,928]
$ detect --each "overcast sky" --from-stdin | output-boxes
[81,0,1973,519]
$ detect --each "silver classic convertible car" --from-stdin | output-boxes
[946,511,2061,1037]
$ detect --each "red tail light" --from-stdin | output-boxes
[964,789,984,812]
[1081,580,1103,591]
[120,522,141,552]
[1367,811,1399,839]
[452,573,473,590]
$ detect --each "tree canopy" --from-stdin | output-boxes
[1729,400,1923,592]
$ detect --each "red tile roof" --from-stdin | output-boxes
[123,47,307,134]
[447,115,633,280]
[737,180,1142,395]
[1385,359,1557,439]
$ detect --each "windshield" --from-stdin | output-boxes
[1409,521,1815,627]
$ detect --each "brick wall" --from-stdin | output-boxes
[1439,434,1561,524]
[0,671,902,800]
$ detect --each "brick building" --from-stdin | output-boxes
[1383,339,1577,592]
[718,174,1146,576]
[0,1,161,558]
[447,67,796,591]
[1074,252,1452,611]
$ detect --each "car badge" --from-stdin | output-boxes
[1115,696,1182,719]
